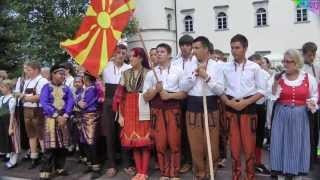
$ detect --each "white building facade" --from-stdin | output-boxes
[128,0,320,64]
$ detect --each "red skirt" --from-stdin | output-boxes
[120,93,152,148]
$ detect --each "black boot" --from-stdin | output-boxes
[28,158,39,169]
[91,171,102,180]
[56,169,69,176]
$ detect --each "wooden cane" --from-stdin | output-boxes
[202,81,215,180]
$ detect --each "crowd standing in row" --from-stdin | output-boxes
[0,34,319,180]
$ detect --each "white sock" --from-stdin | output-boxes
[278,175,285,180]
[30,152,39,159]
[293,176,302,180]
[9,153,18,165]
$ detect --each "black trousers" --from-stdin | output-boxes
[101,97,134,168]
[256,104,267,148]
[40,148,67,175]
[309,111,319,164]
[180,100,192,164]
[84,144,99,170]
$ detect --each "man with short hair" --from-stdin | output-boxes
[21,61,48,169]
[101,44,134,177]
[143,43,186,179]
[181,36,224,179]
[173,34,197,174]
[248,54,271,175]
[302,42,320,164]
[221,34,267,180]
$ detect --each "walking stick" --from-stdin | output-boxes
[202,82,215,180]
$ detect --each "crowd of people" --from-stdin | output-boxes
[0,34,319,180]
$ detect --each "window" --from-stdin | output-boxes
[296,6,308,22]
[256,8,267,26]
[167,14,172,30]
[184,15,193,32]
[217,12,227,30]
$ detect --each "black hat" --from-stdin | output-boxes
[50,64,65,74]
[84,71,96,82]
[179,35,194,46]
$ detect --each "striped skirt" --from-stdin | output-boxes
[270,104,310,175]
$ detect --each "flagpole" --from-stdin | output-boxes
[202,83,215,180]
[125,1,159,82]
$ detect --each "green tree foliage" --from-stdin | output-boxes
[0,0,138,77]
[0,0,88,77]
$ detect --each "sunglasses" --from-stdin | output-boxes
[281,60,295,64]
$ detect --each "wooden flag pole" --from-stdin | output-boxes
[125,1,159,82]
[136,28,159,82]
[202,82,215,180]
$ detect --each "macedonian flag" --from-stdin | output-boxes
[61,0,135,76]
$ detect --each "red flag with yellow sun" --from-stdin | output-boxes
[61,0,135,76]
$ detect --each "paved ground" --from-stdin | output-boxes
[0,150,319,180]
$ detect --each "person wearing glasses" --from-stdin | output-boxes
[270,49,318,180]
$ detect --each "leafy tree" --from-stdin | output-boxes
[0,0,137,77]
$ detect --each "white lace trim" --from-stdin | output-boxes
[281,71,307,87]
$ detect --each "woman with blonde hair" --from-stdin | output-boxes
[270,49,318,180]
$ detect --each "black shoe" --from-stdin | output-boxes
[255,164,270,175]
[28,159,39,169]
[22,153,31,161]
[56,169,69,176]
[82,167,92,174]
[91,171,102,180]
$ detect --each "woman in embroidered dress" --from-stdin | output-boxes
[270,49,318,180]
[113,47,152,180]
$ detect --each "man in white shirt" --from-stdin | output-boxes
[180,36,224,179]
[143,43,186,179]
[302,42,319,165]
[172,35,196,174]
[21,61,48,169]
[248,54,271,175]
[101,44,132,177]
[209,47,228,168]
[221,34,267,180]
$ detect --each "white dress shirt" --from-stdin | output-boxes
[303,62,320,82]
[143,63,184,93]
[222,60,267,99]
[23,75,48,108]
[172,55,198,75]
[180,59,224,96]
[102,61,131,84]
[256,69,271,104]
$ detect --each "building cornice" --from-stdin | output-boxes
[180,8,195,13]
[213,5,229,9]
[252,0,269,5]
